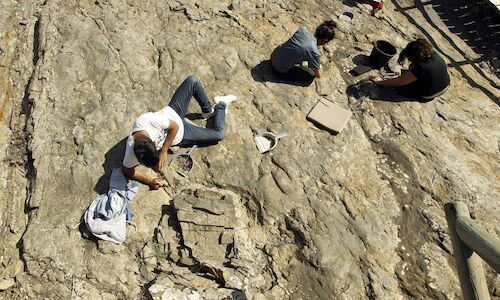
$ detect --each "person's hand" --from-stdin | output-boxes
[156,150,167,171]
[369,75,382,82]
[148,177,165,190]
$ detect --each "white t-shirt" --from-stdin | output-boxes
[122,107,184,168]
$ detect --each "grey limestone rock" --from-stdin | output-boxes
[0,0,499,299]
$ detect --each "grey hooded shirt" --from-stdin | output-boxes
[271,27,321,73]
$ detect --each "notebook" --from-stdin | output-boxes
[306,99,352,133]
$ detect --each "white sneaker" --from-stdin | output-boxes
[215,95,237,105]
[201,107,214,119]
[214,95,238,114]
[183,117,196,126]
[169,146,180,153]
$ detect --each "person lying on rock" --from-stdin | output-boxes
[270,20,336,83]
[371,38,450,101]
[122,75,237,189]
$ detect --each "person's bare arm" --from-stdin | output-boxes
[313,68,322,78]
[157,120,179,171]
[374,70,417,87]
[122,166,164,190]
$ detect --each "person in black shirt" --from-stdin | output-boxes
[372,38,450,101]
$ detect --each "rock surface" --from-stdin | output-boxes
[0,0,499,299]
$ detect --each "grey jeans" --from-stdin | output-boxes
[168,75,226,146]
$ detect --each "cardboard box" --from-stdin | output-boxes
[306,99,352,133]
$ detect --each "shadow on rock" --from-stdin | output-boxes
[94,137,128,194]
[346,83,430,103]
[251,60,313,87]
[342,0,370,8]
[78,218,99,244]
[184,112,203,121]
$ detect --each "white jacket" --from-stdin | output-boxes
[84,168,138,244]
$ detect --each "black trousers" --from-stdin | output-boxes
[271,66,315,85]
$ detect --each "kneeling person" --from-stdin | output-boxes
[270,20,336,82]
[122,75,237,189]
[372,38,450,101]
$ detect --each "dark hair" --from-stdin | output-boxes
[315,20,336,42]
[134,135,159,168]
[398,38,433,63]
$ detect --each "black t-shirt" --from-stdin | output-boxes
[410,52,450,97]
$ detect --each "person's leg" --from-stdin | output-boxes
[286,67,315,82]
[272,66,314,85]
[178,102,227,146]
[168,75,213,117]
[394,82,425,101]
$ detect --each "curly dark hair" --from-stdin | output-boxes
[315,20,337,42]
[398,38,433,64]
[133,135,159,168]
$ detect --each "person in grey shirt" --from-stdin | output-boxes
[271,20,336,83]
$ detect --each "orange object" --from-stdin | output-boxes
[370,0,384,9]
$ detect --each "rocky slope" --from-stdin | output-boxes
[0,0,499,299]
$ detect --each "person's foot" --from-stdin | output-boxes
[214,95,238,114]
[169,146,180,153]
[215,95,237,105]
[201,107,214,119]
